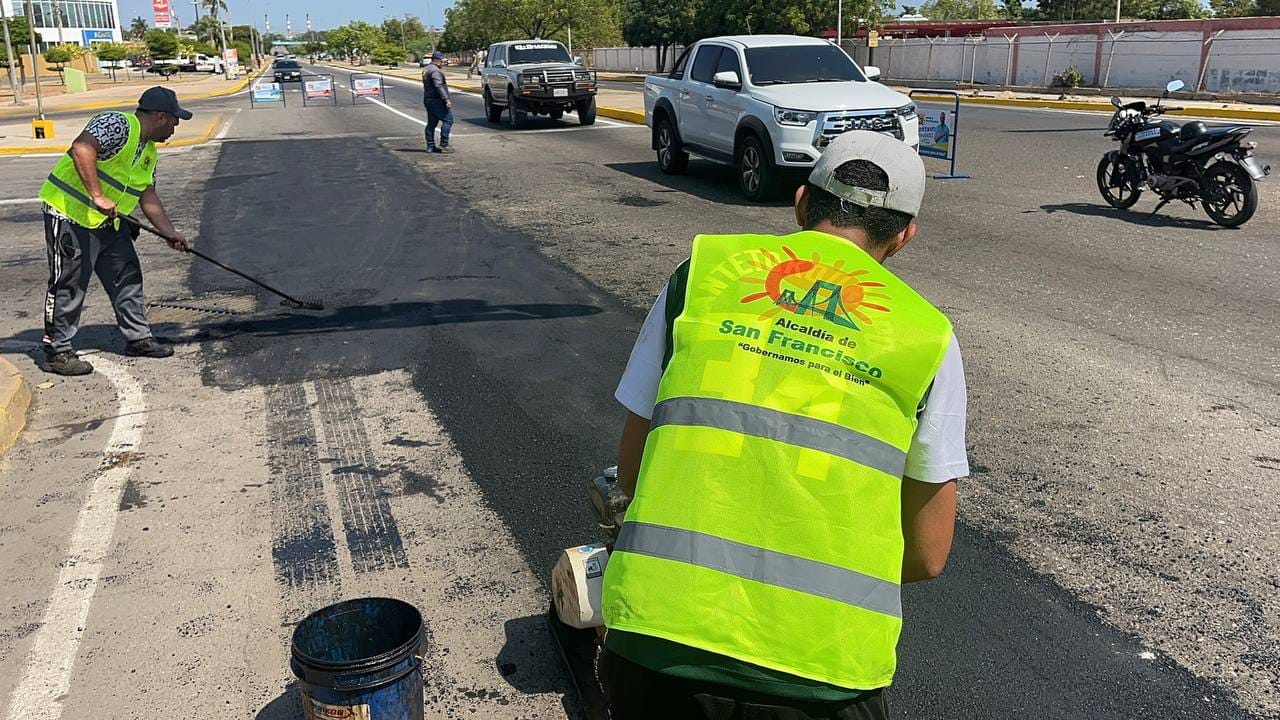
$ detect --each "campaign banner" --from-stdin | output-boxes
[304,77,334,99]
[918,108,953,160]
[351,77,383,97]
[252,82,284,103]
[152,0,171,27]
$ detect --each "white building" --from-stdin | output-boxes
[2,0,123,49]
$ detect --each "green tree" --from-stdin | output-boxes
[189,15,223,45]
[129,16,149,40]
[901,3,919,11]
[371,42,404,65]
[919,0,1002,19]
[95,41,129,80]
[1258,0,1280,12]
[200,0,229,21]
[1209,0,1255,13]
[145,27,179,60]
[43,44,73,84]
[998,0,1023,16]
[621,0,696,71]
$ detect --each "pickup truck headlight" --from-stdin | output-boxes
[519,74,541,86]
[774,107,816,126]
[895,102,917,120]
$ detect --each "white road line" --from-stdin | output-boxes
[213,112,237,141]
[0,198,40,205]
[1,343,146,720]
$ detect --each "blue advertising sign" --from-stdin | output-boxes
[82,29,114,44]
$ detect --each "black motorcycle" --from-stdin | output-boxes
[1097,79,1270,228]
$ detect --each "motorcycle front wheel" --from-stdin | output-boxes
[1202,161,1258,228]
[1096,153,1142,209]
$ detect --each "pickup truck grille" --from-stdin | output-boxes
[520,69,595,86]
[815,111,903,147]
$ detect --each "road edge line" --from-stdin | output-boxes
[2,343,147,720]
[0,356,31,456]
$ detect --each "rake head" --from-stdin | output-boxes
[281,297,326,311]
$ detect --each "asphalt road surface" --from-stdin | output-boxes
[0,67,1276,720]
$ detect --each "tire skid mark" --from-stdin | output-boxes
[264,382,342,622]
[312,377,410,574]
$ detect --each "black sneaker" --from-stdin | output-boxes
[41,351,93,376]
[125,338,174,358]
[428,146,443,154]
[438,146,454,154]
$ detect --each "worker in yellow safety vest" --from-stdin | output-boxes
[37,86,192,376]
[600,130,969,719]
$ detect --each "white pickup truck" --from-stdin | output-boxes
[644,34,919,201]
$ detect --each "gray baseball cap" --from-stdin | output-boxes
[808,130,926,217]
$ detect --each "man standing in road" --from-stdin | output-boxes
[422,50,454,154]
[37,86,192,377]
[600,131,968,719]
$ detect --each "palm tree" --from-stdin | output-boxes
[200,0,228,21]
[129,16,148,40]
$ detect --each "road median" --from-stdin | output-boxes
[0,356,31,456]
[0,66,265,119]
[906,90,1280,122]
[0,111,226,155]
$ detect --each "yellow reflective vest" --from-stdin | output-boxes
[39,112,157,229]
[602,230,953,690]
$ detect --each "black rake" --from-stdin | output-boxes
[120,214,325,311]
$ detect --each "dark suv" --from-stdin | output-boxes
[481,40,598,128]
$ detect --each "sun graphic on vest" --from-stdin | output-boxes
[739,246,891,330]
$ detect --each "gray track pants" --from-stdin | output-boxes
[43,212,152,354]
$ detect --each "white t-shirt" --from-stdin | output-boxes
[615,285,970,483]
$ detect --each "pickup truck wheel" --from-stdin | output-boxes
[576,97,597,125]
[484,89,503,123]
[656,119,688,175]
[508,89,528,129]
[737,135,778,201]
[550,109,564,121]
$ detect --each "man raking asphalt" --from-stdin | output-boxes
[37,86,192,376]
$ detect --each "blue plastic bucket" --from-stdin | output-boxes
[290,597,425,720]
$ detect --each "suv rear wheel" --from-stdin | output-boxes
[737,134,778,201]
[656,118,688,175]
[484,89,503,123]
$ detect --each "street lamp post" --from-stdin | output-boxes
[837,0,843,47]
[1,0,24,104]
[25,0,44,119]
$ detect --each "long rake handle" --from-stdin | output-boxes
[119,214,316,309]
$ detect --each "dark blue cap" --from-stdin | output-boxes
[138,86,192,120]
[431,50,444,60]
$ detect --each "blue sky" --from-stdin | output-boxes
[117,0,458,33]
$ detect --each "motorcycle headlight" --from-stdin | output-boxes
[895,102,917,120]
[774,107,815,126]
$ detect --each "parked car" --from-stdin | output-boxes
[194,53,225,73]
[643,35,919,201]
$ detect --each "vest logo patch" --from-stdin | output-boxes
[739,246,890,331]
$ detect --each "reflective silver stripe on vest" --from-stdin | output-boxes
[96,169,145,198]
[616,521,902,618]
[44,173,95,208]
[651,396,907,479]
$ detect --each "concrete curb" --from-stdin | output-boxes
[909,92,1280,122]
[0,66,265,119]
[0,111,226,155]
[597,106,645,124]
[0,356,32,456]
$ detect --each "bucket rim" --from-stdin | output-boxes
[290,597,425,671]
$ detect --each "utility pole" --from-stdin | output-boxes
[1,0,24,104]
[425,0,435,51]
[836,0,843,47]
[216,6,230,78]
[24,0,44,119]
[1114,0,1121,22]
[52,0,64,45]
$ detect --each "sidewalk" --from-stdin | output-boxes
[0,109,227,154]
[0,67,260,119]
[900,84,1280,122]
